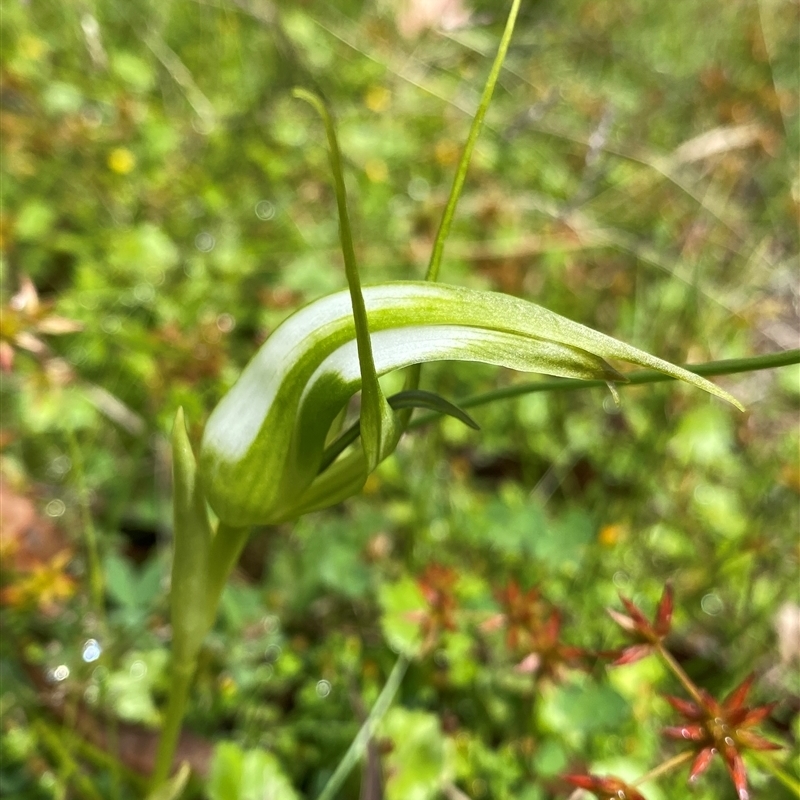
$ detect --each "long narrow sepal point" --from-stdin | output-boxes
[292,88,396,472]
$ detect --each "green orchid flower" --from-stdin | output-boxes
[199,280,740,528]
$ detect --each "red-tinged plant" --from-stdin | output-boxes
[0,275,83,373]
[563,773,646,800]
[414,564,459,649]
[484,582,589,680]
[513,607,590,682]
[606,583,673,665]
[484,580,545,652]
[663,673,781,800]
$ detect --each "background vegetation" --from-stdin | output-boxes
[1,0,798,798]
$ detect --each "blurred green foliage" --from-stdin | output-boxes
[1,0,798,798]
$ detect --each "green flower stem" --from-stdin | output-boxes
[316,655,409,800]
[631,750,694,786]
[153,410,252,790]
[150,521,250,791]
[67,432,104,614]
[656,642,707,708]
[425,0,522,283]
[205,522,252,625]
[151,660,195,788]
[409,349,800,428]
[748,751,800,797]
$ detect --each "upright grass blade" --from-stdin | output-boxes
[315,656,409,800]
[425,0,523,284]
[404,0,523,409]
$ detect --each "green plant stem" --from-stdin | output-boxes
[66,433,122,798]
[749,751,800,797]
[425,0,522,283]
[409,349,800,428]
[205,523,252,619]
[316,655,409,800]
[67,722,148,793]
[151,521,249,792]
[656,643,706,708]
[631,750,694,786]
[66,432,104,614]
[151,661,195,789]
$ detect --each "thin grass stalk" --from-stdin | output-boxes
[316,656,409,800]
[33,718,105,800]
[748,751,800,797]
[405,0,522,409]
[66,432,104,613]
[425,0,523,283]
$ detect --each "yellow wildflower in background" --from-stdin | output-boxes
[108,147,136,174]
[364,85,391,113]
[365,158,388,183]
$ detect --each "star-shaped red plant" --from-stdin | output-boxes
[563,773,646,800]
[1,275,82,373]
[607,583,673,666]
[663,673,781,800]
[513,607,590,681]
[411,564,459,650]
[482,580,545,652]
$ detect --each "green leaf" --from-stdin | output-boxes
[111,52,156,93]
[208,742,299,800]
[106,650,168,727]
[669,404,734,466]
[379,576,427,658]
[145,763,190,800]
[15,200,56,241]
[539,677,631,736]
[207,742,243,800]
[532,509,594,570]
[380,708,452,800]
[475,500,547,557]
[104,553,141,610]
